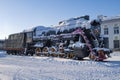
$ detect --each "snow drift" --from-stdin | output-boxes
[0,51,120,80]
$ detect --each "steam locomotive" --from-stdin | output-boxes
[4,15,112,61]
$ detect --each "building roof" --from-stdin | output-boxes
[100,15,120,23]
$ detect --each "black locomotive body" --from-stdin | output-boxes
[4,16,112,60]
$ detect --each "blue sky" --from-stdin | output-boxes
[0,0,120,39]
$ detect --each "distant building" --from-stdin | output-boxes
[0,40,5,50]
[99,15,120,50]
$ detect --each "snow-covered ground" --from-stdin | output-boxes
[0,51,120,80]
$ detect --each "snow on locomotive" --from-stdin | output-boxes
[4,15,112,61]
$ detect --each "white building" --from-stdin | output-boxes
[99,15,120,50]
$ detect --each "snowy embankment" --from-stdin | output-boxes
[0,51,120,80]
[0,51,6,57]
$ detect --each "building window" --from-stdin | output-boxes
[103,37,109,48]
[114,40,119,48]
[104,27,108,35]
[114,26,119,34]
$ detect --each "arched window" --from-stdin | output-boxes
[114,24,119,34]
[104,25,108,35]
